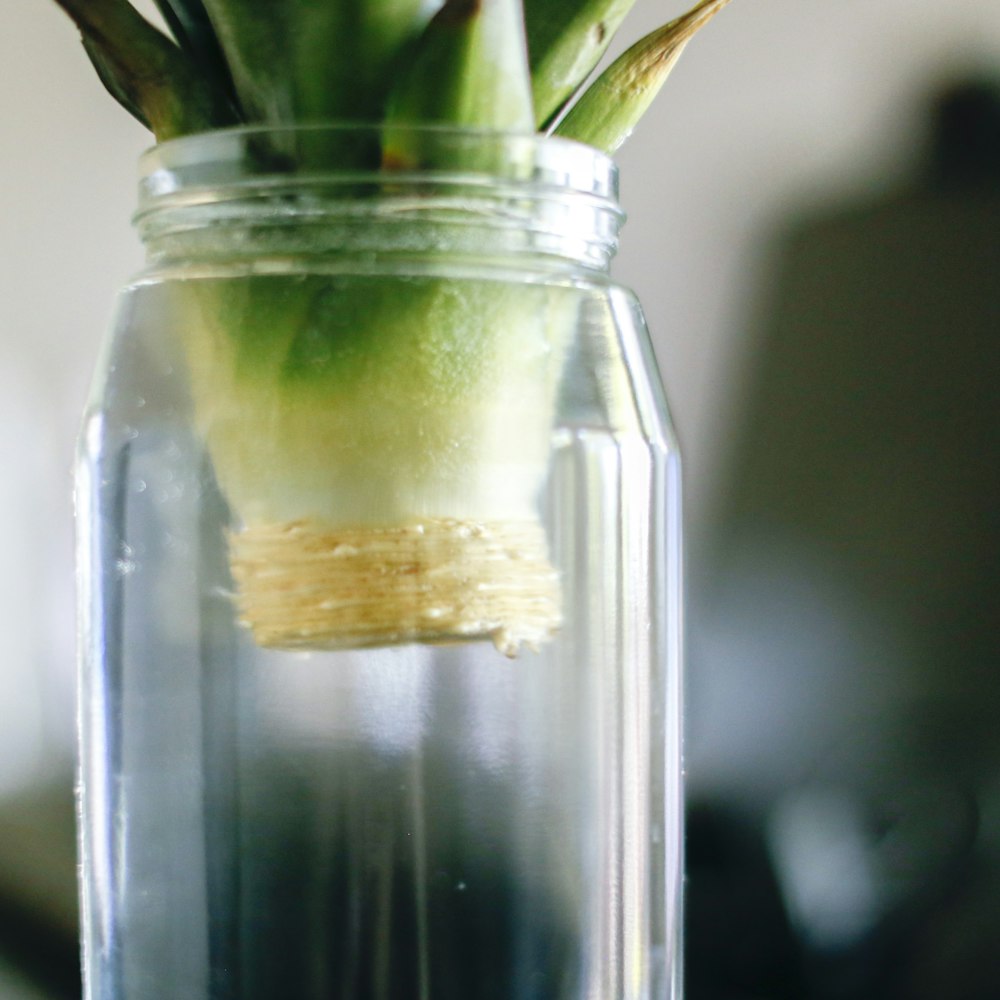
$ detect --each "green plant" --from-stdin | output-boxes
[53,0,732,654]
[52,0,731,149]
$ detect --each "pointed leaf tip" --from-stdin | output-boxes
[383,0,534,167]
[553,0,733,154]
[50,0,237,138]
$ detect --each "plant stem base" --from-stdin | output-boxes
[229,516,562,657]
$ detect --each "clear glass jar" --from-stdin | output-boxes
[76,125,683,1000]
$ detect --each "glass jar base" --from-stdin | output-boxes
[228,516,562,656]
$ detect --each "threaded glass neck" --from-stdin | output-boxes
[135,125,624,274]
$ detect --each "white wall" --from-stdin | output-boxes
[0,0,998,783]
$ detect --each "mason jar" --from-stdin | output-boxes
[76,125,683,1000]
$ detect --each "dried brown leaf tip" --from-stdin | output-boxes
[554,0,733,153]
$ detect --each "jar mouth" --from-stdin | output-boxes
[139,122,620,203]
[135,124,624,272]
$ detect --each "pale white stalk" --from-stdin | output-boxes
[178,271,576,654]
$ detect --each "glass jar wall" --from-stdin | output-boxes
[76,126,683,1000]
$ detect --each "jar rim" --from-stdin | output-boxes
[136,124,624,273]
[138,122,620,208]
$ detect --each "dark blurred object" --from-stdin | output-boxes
[688,75,1000,998]
[929,79,1000,187]
[0,782,80,998]
[686,801,806,999]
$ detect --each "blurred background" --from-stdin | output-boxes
[1,0,998,996]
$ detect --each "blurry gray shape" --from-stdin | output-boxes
[689,534,904,802]
[768,787,880,950]
[768,777,979,957]
[694,77,1000,805]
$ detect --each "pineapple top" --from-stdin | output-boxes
[50,0,731,155]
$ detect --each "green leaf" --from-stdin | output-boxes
[81,34,150,129]
[199,0,432,124]
[524,0,636,129]
[153,0,239,113]
[382,0,535,168]
[553,0,732,154]
[152,0,211,54]
[50,0,237,139]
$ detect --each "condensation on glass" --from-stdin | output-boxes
[76,126,683,1000]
